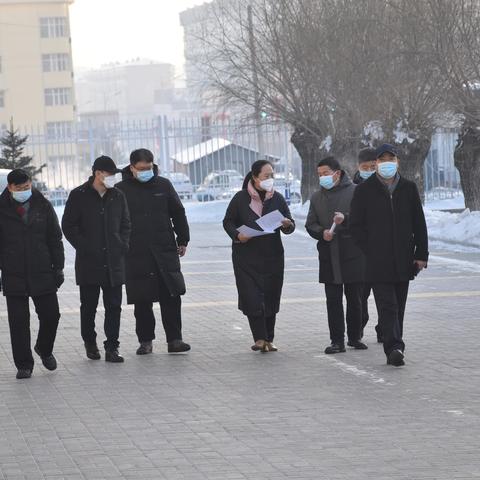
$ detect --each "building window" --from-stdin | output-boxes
[42,54,70,72]
[44,88,71,106]
[40,17,68,38]
[0,91,4,108]
[46,122,74,139]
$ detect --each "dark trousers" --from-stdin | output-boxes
[133,275,183,343]
[324,282,362,344]
[6,293,60,371]
[247,314,276,342]
[372,282,409,355]
[79,284,122,350]
[361,283,382,338]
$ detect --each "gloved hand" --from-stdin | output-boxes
[55,270,64,288]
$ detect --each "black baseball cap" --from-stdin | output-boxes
[376,143,398,159]
[92,156,121,174]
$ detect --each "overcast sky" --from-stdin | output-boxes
[69,0,207,73]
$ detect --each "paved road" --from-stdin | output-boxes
[0,221,479,479]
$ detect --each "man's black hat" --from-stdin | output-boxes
[92,156,121,174]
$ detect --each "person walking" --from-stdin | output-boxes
[353,147,382,342]
[62,156,131,363]
[0,169,64,379]
[223,160,295,352]
[116,148,191,354]
[305,156,367,354]
[349,143,429,366]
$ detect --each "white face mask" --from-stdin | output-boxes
[259,178,274,192]
[103,174,116,189]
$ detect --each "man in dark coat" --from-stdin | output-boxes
[116,148,191,354]
[353,147,382,342]
[62,156,131,363]
[0,169,64,379]
[349,143,429,367]
[305,156,367,354]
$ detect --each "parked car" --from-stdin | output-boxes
[47,188,69,207]
[196,170,243,202]
[0,168,10,192]
[162,172,194,200]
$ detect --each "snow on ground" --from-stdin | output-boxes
[55,195,480,250]
[425,194,465,210]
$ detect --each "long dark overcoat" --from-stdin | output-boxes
[116,165,190,303]
[349,174,429,283]
[62,179,131,287]
[0,188,64,296]
[223,189,295,317]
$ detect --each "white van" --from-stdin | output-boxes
[0,168,11,193]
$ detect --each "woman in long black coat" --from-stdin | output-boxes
[223,160,295,352]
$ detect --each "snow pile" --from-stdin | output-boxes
[425,194,465,210]
[185,200,229,224]
[425,209,480,248]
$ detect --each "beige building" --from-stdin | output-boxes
[0,0,80,187]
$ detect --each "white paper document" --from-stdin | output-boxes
[237,225,274,237]
[255,210,285,232]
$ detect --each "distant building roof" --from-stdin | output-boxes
[172,137,232,165]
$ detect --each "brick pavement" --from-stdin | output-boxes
[0,221,479,479]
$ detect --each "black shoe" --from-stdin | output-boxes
[168,340,191,353]
[16,369,32,379]
[387,349,405,367]
[136,341,153,355]
[34,345,57,371]
[347,340,368,350]
[105,350,124,363]
[84,342,101,360]
[324,343,346,354]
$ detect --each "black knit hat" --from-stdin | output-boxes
[358,147,377,164]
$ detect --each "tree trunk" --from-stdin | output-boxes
[454,127,480,211]
[290,126,323,203]
[394,138,431,204]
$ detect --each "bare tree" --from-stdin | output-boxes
[427,0,480,210]
[189,0,446,202]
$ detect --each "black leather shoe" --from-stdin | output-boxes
[136,341,153,355]
[16,369,32,379]
[387,349,405,366]
[34,345,57,371]
[105,350,124,363]
[347,340,368,350]
[324,343,346,354]
[84,342,101,360]
[168,340,191,353]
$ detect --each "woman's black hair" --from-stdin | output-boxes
[242,159,273,189]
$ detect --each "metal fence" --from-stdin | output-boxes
[10,118,462,204]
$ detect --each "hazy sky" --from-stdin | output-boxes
[69,0,207,73]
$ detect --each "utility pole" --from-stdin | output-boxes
[247,4,265,158]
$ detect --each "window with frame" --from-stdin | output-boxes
[44,88,71,106]
[42,53,70,72]
[46,122,74,139]
[40,17,68,38]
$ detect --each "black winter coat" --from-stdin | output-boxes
[305,173,365,284]
[0,188,64,296]
[62,179,131,287]
[116,165,190,303]
[349,174,429,282]
[223,189,295,317]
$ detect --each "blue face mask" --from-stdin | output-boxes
[12,189,32,203]
[136,169,154,183]
[377,162,398,179]
[319,174,335,190]
[359,170,375,180]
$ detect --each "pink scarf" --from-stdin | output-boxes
[247,180,274,217]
